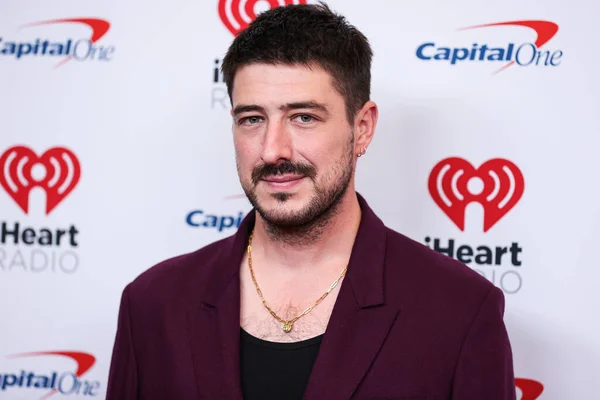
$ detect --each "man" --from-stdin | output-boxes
[106,3,516,399]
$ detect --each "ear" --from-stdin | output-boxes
[353,100,378,158]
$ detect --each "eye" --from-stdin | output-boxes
[294,114,315,123]
[239,116,263,125]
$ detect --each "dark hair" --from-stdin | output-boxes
[221,2,372,123]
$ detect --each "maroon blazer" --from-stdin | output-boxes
[106,194,516,400]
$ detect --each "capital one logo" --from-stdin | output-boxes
[0,146,81,215]
[218,0,308,36]
[1,351,100,397]
[1,18,114,68]
[428,157,524,232]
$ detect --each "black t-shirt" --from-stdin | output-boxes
[240,328,323,400]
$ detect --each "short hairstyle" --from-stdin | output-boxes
[221,2,373,124]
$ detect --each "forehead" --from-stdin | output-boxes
[231,63,341,107]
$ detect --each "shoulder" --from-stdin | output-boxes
[123,235,234,307]
[383,227,502,314]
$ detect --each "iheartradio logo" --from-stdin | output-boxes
[428,157,524,232]
[218,0,308,36]
[0,146,81,215]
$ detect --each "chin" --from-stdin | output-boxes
[256,192,314,226]
[258,207,312,228]
[244,180,337,228]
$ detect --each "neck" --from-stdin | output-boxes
[250,191,362,272]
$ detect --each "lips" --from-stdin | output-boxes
[262,175,304,183]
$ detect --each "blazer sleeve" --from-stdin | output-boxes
[452,286,516,400]
[106,285,139,399]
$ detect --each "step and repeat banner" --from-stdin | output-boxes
[1,0,598,398]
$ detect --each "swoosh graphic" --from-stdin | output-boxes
[459,20,559,74]
[19,18,111,68]
[8,351,96,399]
[223,194,247,200]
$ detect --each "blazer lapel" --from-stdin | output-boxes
[302,194,400,400]
[302,296,399,400]
[188,212,255,400]
[188,276,244,400]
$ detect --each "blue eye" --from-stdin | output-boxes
[296,114,314,123]
[240,116,263,125]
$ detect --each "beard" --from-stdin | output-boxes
[238,135,355,237]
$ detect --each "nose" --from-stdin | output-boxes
[260,119,293,165]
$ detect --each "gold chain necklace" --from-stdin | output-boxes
[247,230,348,333]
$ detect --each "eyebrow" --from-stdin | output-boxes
[280,101,329,115]
[232,101,329,117]
[232,104,266,116]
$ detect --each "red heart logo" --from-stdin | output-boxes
[428,157,524,232]
[515,378,544,400]
[0,146,81,215]
[218,0,307,36]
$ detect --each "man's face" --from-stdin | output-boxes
[231,63,356,228]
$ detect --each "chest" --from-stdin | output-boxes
[239,269,340,342]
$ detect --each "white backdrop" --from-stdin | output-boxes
[1,0,599,398]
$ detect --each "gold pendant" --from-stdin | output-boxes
[283,321,293,333]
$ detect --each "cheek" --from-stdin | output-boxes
[234,135,257,164]
[310,147,333,166]
[297,132,348,167]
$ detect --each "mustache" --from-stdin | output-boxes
[251,161,317,185]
